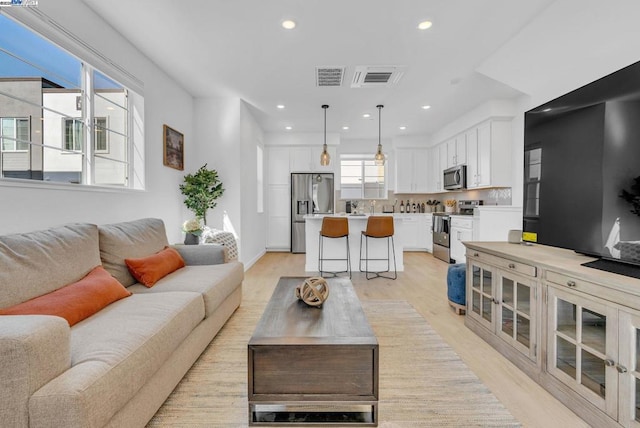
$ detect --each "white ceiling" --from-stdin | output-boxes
[82,0,558,140]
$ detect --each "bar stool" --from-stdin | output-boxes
[318,217,351,278]
[359,216,397,280]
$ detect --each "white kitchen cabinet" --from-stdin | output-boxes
[465,120,511,188]
[267,147,290,185]
[446,135,467,168]
[266,185,290,249]
[428,144,447,192]
[266,145,336,250]
[290,146,336,172]
[395,214,431,252]
[425,214,433,253]
[394,148,429,193]
[398,215,421,250]
[450,216,473,264]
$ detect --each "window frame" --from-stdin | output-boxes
[339,154,387,200]
[0,117,30,152]
[62,116,109,154]
[0,9,144,191]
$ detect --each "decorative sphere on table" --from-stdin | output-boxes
[295,277,330,307]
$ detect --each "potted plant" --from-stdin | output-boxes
[179,164,224,244]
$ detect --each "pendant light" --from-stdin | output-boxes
[320,104,331,166]
[374,104,385,166]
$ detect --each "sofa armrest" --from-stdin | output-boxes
[0,315,70,427]
[171,243,228,265]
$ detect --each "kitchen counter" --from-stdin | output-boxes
[304,214,405,273]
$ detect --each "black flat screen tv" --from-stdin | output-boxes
[523,60,640,279]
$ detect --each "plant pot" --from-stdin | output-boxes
[445,206,455,213]
[184,233,200,245]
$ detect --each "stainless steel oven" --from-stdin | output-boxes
[432,213,452,263]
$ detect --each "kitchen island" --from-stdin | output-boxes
[304,214,404,273]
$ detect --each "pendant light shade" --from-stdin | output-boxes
[374,104,385,166]
[320,104,331,166]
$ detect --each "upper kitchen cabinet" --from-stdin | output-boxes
[394,148,430,193]
[428,144,448,192]
[466,120,512,189]
[267,146,291,185]
[446,135,467,167]
[290,146,336,172]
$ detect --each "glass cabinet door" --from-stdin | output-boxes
[497,271,536,360]
[618,309,640,428]
[547,286,618,417]
[468,261,494,330]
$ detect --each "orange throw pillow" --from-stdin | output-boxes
[125,247,185,287]
[0,266,131,326]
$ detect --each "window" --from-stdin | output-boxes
[63,117,108,153]
[257,144,263,213]
[0,13,140,187]
[1,118,29,151]
[340,155,387,199]
[63,118,82,151]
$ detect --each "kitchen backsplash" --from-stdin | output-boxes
[335,188,512,213]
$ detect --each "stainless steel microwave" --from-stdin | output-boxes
[443,165,466,190]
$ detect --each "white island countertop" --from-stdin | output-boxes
[304,214,405,273]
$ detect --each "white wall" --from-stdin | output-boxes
[477,0,640,208]
[192,97,266,269]
[0,0,194,243]
[430,0,640,209]
[240,101,266,268]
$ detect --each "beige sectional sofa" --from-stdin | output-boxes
[0,218,243,428]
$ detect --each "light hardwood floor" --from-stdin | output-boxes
[243,251,590,428]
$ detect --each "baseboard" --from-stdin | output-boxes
[243,249,266,271]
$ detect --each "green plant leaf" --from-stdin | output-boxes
[179,164,225,224]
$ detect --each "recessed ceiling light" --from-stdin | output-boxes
[363,113,371,118]
[285,126,292,130]
[542,108,552,112]
[282,20,296,30]
[418,21,433,30]
[399,126,407,130]
[421,105,431,110]
[342,126,350,130]
[277,104,285,109]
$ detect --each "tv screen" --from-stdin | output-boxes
[523,60,640,276]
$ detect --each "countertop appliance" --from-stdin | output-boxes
[443,165,466,190]
[432,213,452,263]
[291,173,334,253]
[457,199,483,215]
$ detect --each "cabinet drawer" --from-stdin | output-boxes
[546,270,640,309]
[451,217,473,229]
[466,250,537,277]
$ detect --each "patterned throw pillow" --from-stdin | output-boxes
[614,241,640,263]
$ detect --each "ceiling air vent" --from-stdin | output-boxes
[316,66,345,87]
[351,65,407,88]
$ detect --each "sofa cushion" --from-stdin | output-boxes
[29,291,204,428]
[0,266,131,326]
[99,218,169,287]
[0,223,101,309]
[125,247,186,287]
[128,261,244,318]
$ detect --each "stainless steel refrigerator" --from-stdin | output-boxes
[291,173,334,253]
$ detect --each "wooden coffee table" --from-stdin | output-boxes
[248,276,379,426]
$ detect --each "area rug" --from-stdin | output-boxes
[147,300,520,427]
